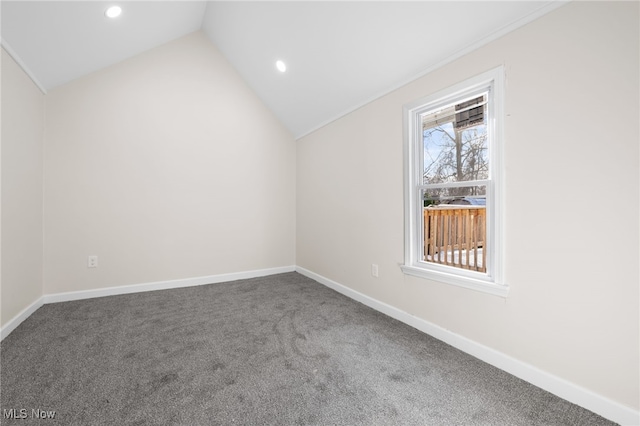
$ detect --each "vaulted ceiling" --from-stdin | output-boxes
[1,1,566,138]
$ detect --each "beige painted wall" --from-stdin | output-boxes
[297,1,639,411]
[1,48,45,326]
[43,31,295,294]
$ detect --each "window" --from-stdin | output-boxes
[401,67,507,296]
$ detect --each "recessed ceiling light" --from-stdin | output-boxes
[105,6,122,18]
[275,60,287,73]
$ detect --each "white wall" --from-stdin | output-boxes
[1,48,45,327]
[297,1,639,413]
[43,31,296,294]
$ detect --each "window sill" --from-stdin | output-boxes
[400,264,509,297]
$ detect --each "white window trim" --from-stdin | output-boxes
[401,66,508,297]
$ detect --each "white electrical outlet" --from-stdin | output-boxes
[371,264,379,278]
[88,255,98,268]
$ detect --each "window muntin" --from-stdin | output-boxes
[402,67,506,296]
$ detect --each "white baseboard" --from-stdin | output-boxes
[0,296,44,341]
[43,265,296,304]
[295,266,639,426]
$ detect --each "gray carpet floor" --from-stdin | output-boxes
[1,272,615,425]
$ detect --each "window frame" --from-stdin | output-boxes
[401,67,508,297]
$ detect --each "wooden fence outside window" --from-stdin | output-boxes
[423,206,486,272]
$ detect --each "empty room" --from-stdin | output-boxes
[1,1,638,425]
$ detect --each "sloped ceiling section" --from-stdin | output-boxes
[1,1,207,90]
[201,1,565,138]
[2,1,566,139]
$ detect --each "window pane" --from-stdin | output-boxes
[422,95,489,185]
[421,186,486,273]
